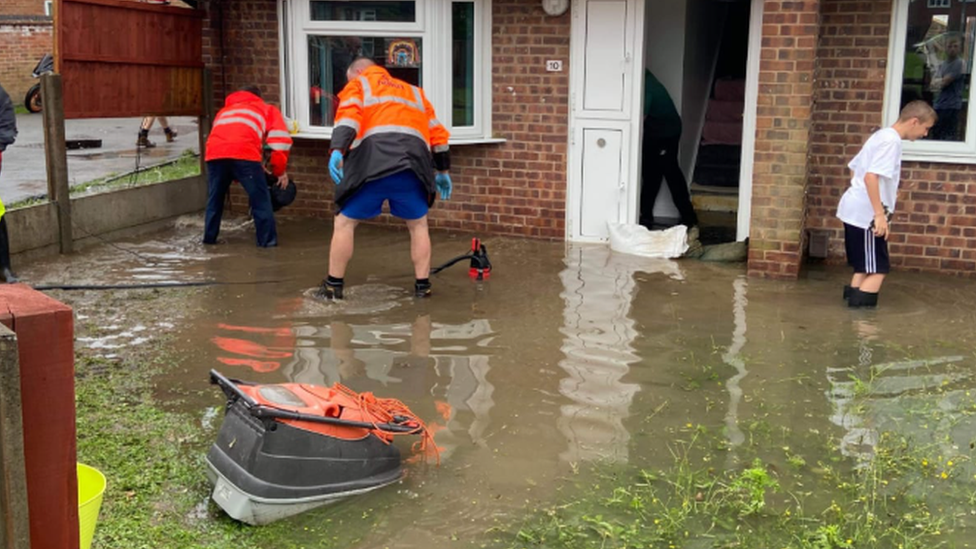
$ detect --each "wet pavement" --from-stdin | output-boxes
[18,217,976,548]
[0,114,199,204]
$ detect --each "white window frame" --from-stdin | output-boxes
[927,0,949,8]
[277,0,493,143]
[884,0,976,163]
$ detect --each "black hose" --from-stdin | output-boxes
[430,253,473,275]
[32,280,283,291]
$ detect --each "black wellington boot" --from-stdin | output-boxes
[843,285,854,302]
[0,217,19,283]
[847,288,878,308]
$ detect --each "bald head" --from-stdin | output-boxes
[346,57,376,82]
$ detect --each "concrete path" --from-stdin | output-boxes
[0,114,200,205]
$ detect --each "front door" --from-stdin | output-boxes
[567,0,644,242]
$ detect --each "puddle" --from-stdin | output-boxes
[21,217,976,547]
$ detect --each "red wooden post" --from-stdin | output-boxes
[0,285,79,549]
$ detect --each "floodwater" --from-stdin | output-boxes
[19,216,976,548]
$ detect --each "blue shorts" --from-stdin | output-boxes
[339,170,429,220]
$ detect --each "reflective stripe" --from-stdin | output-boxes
[433,144,449,153]
[351,125,429,149]
[218,108,266,133]
[339,97,363,108]
[359,76,372,100]
[267,143,291,151]
[364,94,425,112]
[267,130,291,139]
[359,75,424,112]
[335,118,361,132]
[411,86,424,109]
[213,116,262,138]
[429,118,442,128]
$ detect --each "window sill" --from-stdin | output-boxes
[902,151,976,165]
[292,132,506,146]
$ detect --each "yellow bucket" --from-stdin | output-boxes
[77,463,106,549]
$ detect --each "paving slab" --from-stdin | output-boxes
[0,114,199,205]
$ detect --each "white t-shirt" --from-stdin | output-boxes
[836,127,903,230]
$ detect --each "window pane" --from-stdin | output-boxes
[452,2,475,127]
[307,36,423,127]
[310,1,415,22]
[900,2,974,142]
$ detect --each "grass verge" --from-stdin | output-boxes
[3,150,201,211]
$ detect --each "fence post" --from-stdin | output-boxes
[40,74,73,254]
[0,285,78,549]
[0,324,31,549]
[199,69,213,180]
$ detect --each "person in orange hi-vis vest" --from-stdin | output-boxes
[204,85,293,247]
[319,58,451,300]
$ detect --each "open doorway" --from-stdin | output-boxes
[640,0,752,245]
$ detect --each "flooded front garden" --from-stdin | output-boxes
[21,217,976,548]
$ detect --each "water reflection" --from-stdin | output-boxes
[557,246,683,463]
[216,316,499,460]
[826,315,975,464]
[723,276,749,452]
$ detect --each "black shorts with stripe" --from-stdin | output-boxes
[844,223,890,274]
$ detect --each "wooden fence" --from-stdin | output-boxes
[57,0,204,118]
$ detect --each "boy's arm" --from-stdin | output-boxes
[864,172,889,239]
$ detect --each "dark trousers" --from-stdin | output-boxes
[640,134,698,227]
[932,108,960,141]
[0,154,11,273]
[205,159,277,247]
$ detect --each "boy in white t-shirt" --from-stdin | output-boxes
[836,101,936,308]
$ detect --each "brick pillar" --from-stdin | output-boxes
[747,0,822,279]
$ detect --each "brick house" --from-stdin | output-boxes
[196,0,975,279]
[0,0,53,107]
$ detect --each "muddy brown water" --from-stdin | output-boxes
[20,216,976,547]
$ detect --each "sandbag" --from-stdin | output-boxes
[607,222,689,259]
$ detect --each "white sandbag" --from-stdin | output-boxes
[607,222,689,259]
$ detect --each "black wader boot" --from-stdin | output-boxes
[847,288,878,308]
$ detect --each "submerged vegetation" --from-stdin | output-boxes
[495,354,976,549]
[497,427,959,549]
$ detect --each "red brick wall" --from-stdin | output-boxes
[203,0,570,239]
[0,0,47,17]
[0,23,52,107]
[747,0,821,279]
[808,0,976,276]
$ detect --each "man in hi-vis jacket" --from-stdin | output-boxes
[320,58,452,300]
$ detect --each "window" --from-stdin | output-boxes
[279,0,492,141]
[44,0,53,16]
[886,0,976,162]
[927,0,950,8]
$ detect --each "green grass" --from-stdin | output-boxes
[3,150,201,211]
[71,149,201,196]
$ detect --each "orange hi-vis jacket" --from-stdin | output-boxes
[330,65,450,207]
[205,91,293,177]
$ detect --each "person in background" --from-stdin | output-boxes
[0,82,19,282]
[929,35,966,141]
[136,116,177,148]
[320,58,451,300]
[837,101,936,308]
[204,85,293,247]
[640,69,698,230]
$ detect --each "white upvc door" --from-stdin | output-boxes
[566,0,644,242]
